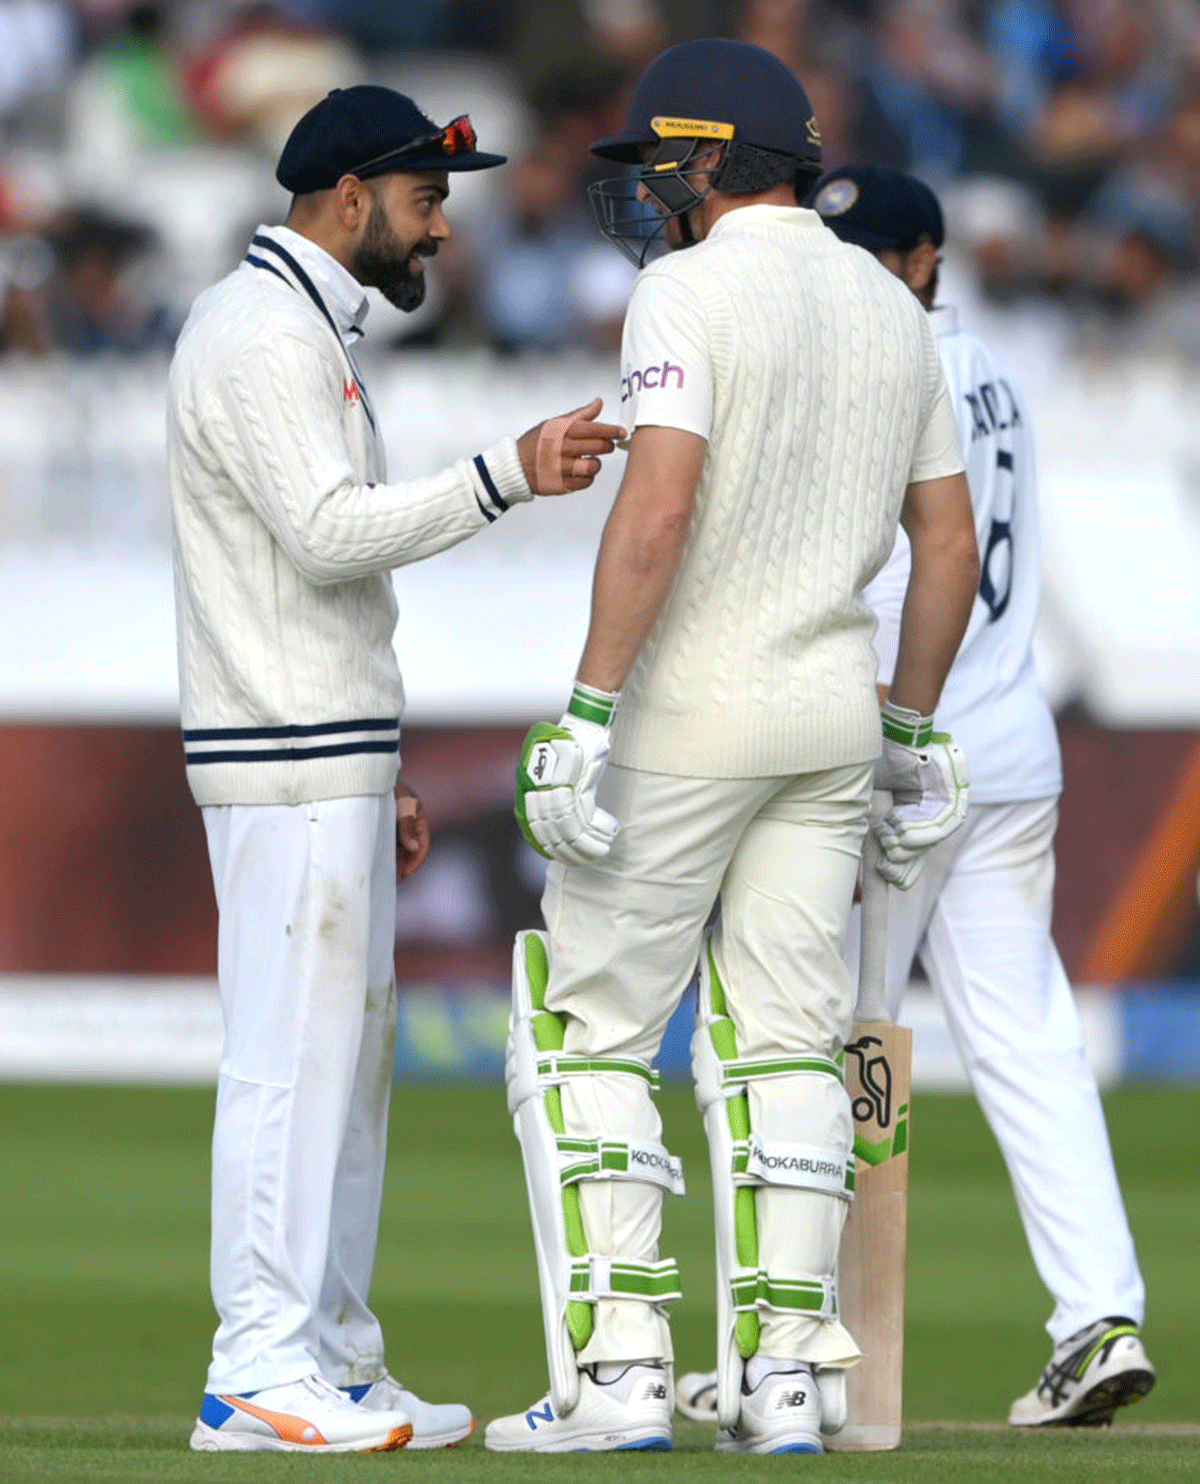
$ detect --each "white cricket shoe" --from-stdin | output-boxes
[189,1373,412,1452]
[1009,1317,1156,1427]
[678,1364,846,1435]
[342,1372,474,1448]
[484,1364,673,1452]
[716,1364,824,1454]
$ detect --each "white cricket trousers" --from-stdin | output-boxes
[201,794,398,1394]
[847,797,1144,1343]
[541,760,874,1368]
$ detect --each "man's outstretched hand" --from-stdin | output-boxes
[517,397,626,495]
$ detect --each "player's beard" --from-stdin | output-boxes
[352,197,437,312]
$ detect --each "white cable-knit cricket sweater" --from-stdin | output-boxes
[611,205,964,778]
[167,226,532,807]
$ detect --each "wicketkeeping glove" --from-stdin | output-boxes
[871,700,970,889]
[514,683,621,867]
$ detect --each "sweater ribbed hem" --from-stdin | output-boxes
[609,699,882,779]
[185,751,399,807]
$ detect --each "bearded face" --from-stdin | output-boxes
[351,191,437,312]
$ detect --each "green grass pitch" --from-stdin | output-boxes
[0,1082,1196,1481]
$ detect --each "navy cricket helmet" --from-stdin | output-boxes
[589,38,823,267]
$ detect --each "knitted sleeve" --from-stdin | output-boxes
[619,271,713,438]
[908,317,965,484]
[202,331,531,584]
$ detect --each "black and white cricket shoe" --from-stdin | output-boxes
[1008,1317,1156,1427]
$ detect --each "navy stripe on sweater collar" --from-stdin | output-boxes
[246,233,377,432]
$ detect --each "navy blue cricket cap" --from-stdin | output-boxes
[807,165,944,252]
[276,84,506,195]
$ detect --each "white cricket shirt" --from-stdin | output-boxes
[865,304,1062,802]
[611,204,965,778]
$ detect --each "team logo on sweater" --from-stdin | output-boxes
[344,379,360,404]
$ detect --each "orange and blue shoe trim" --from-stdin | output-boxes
[200,1392,328,1446]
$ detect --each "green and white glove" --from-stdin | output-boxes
[871,700,970,889]
[514,682,621,867]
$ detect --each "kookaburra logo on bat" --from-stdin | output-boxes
[846,1034,892,1128]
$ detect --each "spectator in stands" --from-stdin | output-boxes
[0,0,74,121]
[279,0,518,56]
[853,0,996,176]
[44,206,174,354]
[0,231,56,354]
[473,122,634,354]
[64,2,197,168]
[183,2,363,154]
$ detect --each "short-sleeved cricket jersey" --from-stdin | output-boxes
[608,204,965,778]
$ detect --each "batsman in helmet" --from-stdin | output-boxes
[488,39,980,1453]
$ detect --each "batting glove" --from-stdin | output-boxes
[871,700,970,888]
[515,683,621,867]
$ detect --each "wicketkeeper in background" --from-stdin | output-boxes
[167,84,623,1455]
[486,39,980,1455]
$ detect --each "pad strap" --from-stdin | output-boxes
[558,1136,686,1195]
[721,1054,843,1087]
[731,1268,838,1319]
[733,1136,855,1198]
[569,1255,682,1305]
[537,1053,661,1090]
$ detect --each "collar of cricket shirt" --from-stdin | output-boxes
[706,202,825,242]
[929,303,960,338]
[249,224,370,346]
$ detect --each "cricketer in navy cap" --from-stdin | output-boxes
[808,164,943,251]
[276,84,506,312]
[808,163,945,309]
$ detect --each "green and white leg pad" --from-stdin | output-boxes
[507,931,684,1416]
[692,939,854,1430]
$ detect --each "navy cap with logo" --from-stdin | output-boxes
[276,84,506,195]
[807,165,944,252]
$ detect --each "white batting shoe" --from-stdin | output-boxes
[716,1364,824,1454]
[1009,1318,1156,1427]
[341,1372,474,1448]
[189,1373,412,1452]
[678,1364,846,1436]
[484,1364,673,1452]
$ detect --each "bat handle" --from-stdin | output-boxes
[858,791,890,1023]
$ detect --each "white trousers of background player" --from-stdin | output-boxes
[845,797,1145,1342]
[542,760,873,1367]
[202,794,399,1394]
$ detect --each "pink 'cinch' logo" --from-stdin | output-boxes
[621,360,685,401]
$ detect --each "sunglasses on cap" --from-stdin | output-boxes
[348,115,478,177]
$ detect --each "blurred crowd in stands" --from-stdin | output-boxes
[1,0,1199,360]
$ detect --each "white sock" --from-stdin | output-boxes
[745,1355,809,1390]
[592,1360,663,1398]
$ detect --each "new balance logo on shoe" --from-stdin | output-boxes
[645,1383,668,1401]
[776,1389,809,1409]
[525,1401,554,1429]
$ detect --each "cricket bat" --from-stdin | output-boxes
[832,818,911,1452]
